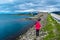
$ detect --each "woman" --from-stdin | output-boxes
[35,18,41,37]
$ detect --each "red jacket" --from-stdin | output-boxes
[35,21,41,30]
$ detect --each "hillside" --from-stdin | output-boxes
[16,13,60,40]
[43,14,60,40]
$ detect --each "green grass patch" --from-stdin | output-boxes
[42,14,60,40]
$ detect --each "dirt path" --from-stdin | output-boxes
[17,12,48,40]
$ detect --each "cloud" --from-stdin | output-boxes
[15,9,36,12]
[0,0,14,4]
[0,0,60,13]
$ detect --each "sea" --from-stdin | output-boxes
[0,14,36,40]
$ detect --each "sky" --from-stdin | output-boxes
[0,0,60,12]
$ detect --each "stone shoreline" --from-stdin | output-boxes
[17,12,48,40]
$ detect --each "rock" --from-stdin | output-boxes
[17,13,48,40]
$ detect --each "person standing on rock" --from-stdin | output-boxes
[35,18,41,37]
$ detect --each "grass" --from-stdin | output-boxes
[42,14,60,40]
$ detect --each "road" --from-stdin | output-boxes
[51,13,60,23]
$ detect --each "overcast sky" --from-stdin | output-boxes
[0,0,60,12]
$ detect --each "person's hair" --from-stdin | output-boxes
[38,18,41,21]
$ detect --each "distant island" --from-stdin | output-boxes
[0,12,38,16]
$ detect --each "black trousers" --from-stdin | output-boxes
[36,30,39,36]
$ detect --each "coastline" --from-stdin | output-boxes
[17,12,48,40]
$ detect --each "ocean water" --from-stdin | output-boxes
[0,14,35,40]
